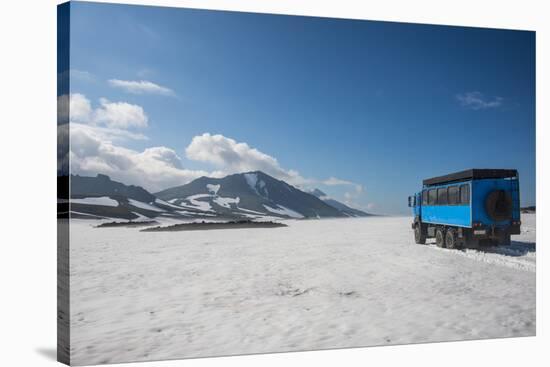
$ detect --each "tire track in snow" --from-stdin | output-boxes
[430,244,536,272]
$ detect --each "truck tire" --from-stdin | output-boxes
[485,190,513,221]
[435,227,445,248]
[414,223,426,244]
[445,228,460,249]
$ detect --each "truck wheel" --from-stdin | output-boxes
[445,228,460,249]
[414,223,426,244]
[435,228,445,248]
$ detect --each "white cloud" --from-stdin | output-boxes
[324,176,364,194]
[65,95,365,193]
[341,182,367,210]
[64,93,195,191]
[185,133,310,186]
[70,93,92,121]
[108,79,174,96]
[71,122,148,143]
[63,93,149,132]
[94,98,149,129]
[184,133,366,191]
[323,177,353,186]
[70,129,366,193]
[456,91,503,110]
[66,93,201,191]
[70,124,208,192]
[57,93,93,124]
[141,147,183,169]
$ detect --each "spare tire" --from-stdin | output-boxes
[485,190,512,221]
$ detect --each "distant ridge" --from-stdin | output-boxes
[69,171,372,220]
[307,188,372,217]
[155,171,346,219]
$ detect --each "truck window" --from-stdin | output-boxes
[437,187,448,205]
[460,184,470,204]
[422,190,428,205]
[428,189,436,205]
[448,186,459,205]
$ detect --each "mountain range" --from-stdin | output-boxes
[306,188,371,217]
[65,171,372,220]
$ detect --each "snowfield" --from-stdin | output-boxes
[71,196,119,207]
[184,194,214,212]
[213,196,240,209]
[154,198,187,210]
[69,214,536,365]
[263,204,305,219]
[127,199,165,212]
[206,184,221,195]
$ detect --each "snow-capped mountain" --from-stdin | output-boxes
[69,174,189,220]
[68,171,370,220]
[307,188,372,217]
[154,171,346,219]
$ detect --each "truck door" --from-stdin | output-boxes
[415,192,422,217]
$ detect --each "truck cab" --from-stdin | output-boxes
[408,169,521,249]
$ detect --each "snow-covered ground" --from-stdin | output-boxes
[127,199,165,212]
[263,204,304,218]
[71,196,119,207]
[182,194,214,212]
[69,214,536,365]
[213,196,240,209]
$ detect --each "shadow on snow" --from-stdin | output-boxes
[469,240,535,257]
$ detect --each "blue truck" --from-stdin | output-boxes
[408,169,521,249]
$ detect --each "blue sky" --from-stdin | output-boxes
[66,1,536,214]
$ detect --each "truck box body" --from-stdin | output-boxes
[409,169,521,248]
[421,181,471,227]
